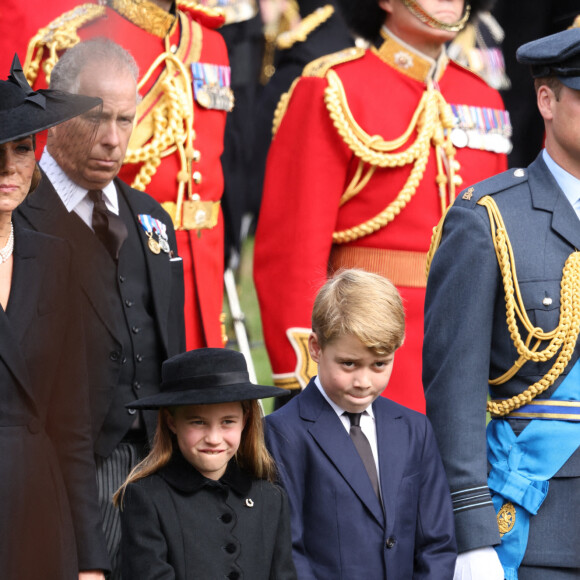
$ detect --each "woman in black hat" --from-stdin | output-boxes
[0,57,110,578]
[115,348,297,580]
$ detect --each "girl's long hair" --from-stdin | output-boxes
[114,400,277,508]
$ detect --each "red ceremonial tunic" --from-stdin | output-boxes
[254,31,509,412]
[25,0,229,349]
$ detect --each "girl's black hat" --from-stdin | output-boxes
[127,348,290,409]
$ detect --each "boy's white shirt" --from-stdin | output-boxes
[454,547,504,579]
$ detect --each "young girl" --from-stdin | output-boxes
[114,348,296,580]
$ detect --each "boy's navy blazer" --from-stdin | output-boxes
[265,379,456,580]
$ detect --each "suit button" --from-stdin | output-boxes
[386,537,396,549]
[227,572,240,580]
[133,381,141,390]
[224,543,236,554]
[121,356,127,364]
[221,513,233,524]
[136,354,143,362]
[128,409,136,415]
[125,299,134,307]
[27,418,41,434]
[132,326,141,334]
[119,275,126,283]
[110,351,120,361]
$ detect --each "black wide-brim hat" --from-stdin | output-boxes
[127,348,290,409]
[0,55,102,145]
[516,28,580,91]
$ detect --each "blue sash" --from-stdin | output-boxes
[487,359,580,580]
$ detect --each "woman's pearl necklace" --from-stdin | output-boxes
[0,222,14,263]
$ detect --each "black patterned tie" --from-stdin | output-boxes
[88,189,127,260]
[345,412,381,499]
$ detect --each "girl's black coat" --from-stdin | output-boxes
[120,452,297,579]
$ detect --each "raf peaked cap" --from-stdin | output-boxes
[127,348,289,409]
[0,55,102,145]
[517,27,580,90]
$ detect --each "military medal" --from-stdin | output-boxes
[138,214,162,255]
[191,62,234,112]
[152,218,170,253]
[148,237,161,254]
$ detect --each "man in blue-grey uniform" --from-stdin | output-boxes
[423,27,580,580]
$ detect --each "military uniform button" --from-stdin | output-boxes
[192,149,201,162]
[514,168,525,178]
[170,44,177,54]
[193,171,202,184]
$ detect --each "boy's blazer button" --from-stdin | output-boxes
[221,513,233,524]
[385,537,396,549]
[224,543,237,554]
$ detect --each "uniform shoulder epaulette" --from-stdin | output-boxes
[177,1,226,30]
[272,47,363,136]
[276,4,334,51]
[302,47,365,78]
[454,167,528,209]
[24,4,106,85]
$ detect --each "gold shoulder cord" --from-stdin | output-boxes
[324,71,460,244]
[123,12,202,228]
[276,5,334,50]
[476,195,580,417]
[24,4,106,84]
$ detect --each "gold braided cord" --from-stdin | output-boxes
[272,78,300,137]
[124,47,196,227]
[325,71,458,244]
[425,208,451,279]
[276,5,334,50]
[477,195,580,417]
[177,0,226,20]
[24,4,106,85]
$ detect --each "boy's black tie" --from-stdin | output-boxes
[89,189,127,260]
[345,412,381,499]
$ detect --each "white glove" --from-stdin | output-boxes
[453,547,504,580]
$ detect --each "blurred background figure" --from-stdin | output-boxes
[254,0,510,412]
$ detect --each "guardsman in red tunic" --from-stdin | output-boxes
[24,0,232,350]
[254,0,510,412]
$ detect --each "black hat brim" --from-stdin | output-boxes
[0,91,102,145]
[126,382,290,410]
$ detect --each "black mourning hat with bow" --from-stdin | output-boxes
[0,55,102,145]
[127,348,290,409]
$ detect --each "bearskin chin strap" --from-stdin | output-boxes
[402,0,471,33]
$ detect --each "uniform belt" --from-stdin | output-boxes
[162,200,220,231]
[492,399,580,421]
[329,246,428,288]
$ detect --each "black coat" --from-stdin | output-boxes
[120,452,297,580]
[16,175,186,457]
[0,223,108,578]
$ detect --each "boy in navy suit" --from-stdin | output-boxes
[265,269,456,579]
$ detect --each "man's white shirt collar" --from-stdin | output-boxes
[40,150,120,228]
